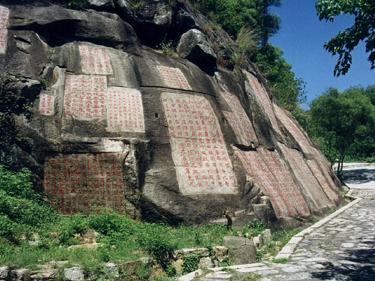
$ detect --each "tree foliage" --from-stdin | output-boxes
[316,0,375,76]
[308,86,375,177]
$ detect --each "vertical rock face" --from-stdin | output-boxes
[0,0,342,224]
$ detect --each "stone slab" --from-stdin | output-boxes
[108,51,138,88]
[79,44,113,75]
[0,6,9,54]
[64,75,107,120]
[245,72,282,136]
[105,87,145,133]
[279,144,334,212]
[274,104,312,154]
[235,147,310,218]
[39,93,55,116]
[44,153,126,214]
[157,65,192,90]
[220,90,257,146]
[161,92,237,195]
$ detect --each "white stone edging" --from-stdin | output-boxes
[275,198,362,259]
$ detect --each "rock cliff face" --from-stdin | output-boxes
[0,0,342,224]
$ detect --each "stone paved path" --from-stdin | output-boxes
[195,167,375,281]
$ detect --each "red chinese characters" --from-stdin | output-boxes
[220,90,257,145]
[0,6,9,54]
[235,147,311,218]
[245,71,282,136]
[79,45,113,75]
[157,66,192,90]
[44,154,125,214]
[39,94,55,116]
[162,92,237,195]
[64,75,107,120]
[106,87,145,133]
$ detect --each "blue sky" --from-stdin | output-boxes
[270,0,374,108]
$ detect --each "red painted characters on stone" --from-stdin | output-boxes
[156,66,192,90]
[79,45,113,75]
[106,87,145,133]
[162,92,237,195]
[39,94,55,116]
[64,75,107,120]
[220,90,257,145]
[0,6,9,54]
[44,153,125,214]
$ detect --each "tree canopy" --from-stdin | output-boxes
[308,86,375,177]
[316,0,375,76]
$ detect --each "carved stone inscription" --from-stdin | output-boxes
[274,104,312,154]
[64,75,107,120]
[245,72,282,136]
[39,94,55,116]
[106,87,145,133]
[79,45,113,75]
[44,153,126,214]
[280,144,334,212]
[235,147,310,218]
[0,6,9,54]
[157,66,192,90]
[162,92,237,194]
[221,91,257,145]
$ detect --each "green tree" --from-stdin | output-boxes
[309,87,375,178]
[316,0,375,76]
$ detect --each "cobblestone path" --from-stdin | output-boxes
[198,189,375,281]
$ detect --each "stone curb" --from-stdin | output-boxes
[178,198,363,281]
[275,197,362,259]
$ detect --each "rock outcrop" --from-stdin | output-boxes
[0,0,342,225]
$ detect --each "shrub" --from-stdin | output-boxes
[58,215,89,245]
[182,255,200,274]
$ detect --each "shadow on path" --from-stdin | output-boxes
[311,240,375,281]
[342,169,375,184]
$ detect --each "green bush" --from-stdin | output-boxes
[57,215,89,245]
[182,255,200,274]
[0,215,21,242]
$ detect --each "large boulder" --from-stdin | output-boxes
[177,29,217,72]
[0,0,342,225]
[223,236,257,265]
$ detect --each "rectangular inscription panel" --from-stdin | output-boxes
[106,87,145,133]
[274,104,313,154]
[162,92,237,195]
[235,147,311,218]
[39,94,55,116]
[0,6,9,54]
[64,75,107,120]
[221,91,257,145]
[157,66,192,90]
[44,154,125,214]
[79,45,113,75]
[279,144,334,212]
[245,72,282,136]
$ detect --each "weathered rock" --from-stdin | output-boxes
[63,267,84,281]
[253,235,263,249]
[104,262,119,278]
[0,0,342,226]
[10,268,30,281]
[177,29,217,72]
[174,248,210,259]
[88,0,115,9]
[0,266,9,279]
[213,246,229,262]
[261,229,272,245]
[30,268,57,280]
[198,257,214,269]
[223,236,257,265]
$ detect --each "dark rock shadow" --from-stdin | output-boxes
[311,239,375,281]
[342,169,375,185]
